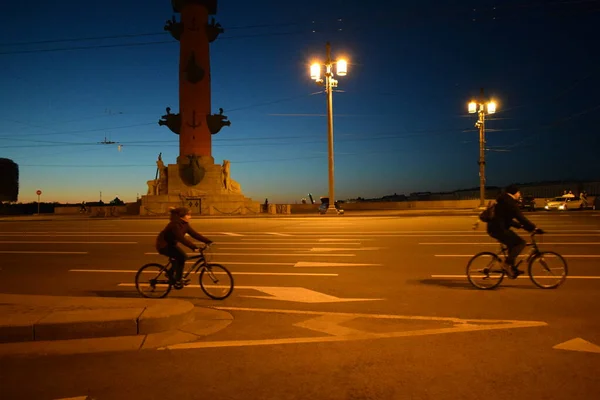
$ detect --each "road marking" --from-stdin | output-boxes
[319,238,373,242]
[221,232,244,236]
[434,254,600,258]
[0,251,88,254]
[265,232,292,236]
[163,307,547,350]
[236,287,382,303]
[421,242,600,245]
[293,314,365,336]
[71,269,337,276]
[186,261,296,266]
[309,247,383,252]
[213,242,362,245]
[144,252,355,257]
[294,261,382,267]
[553,338,600,354]
[431,275,600,279]
[0,241,137,244]
[55,397,90,400]
[117,284,379,302]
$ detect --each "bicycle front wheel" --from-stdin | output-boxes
[135,263,172,298]
[528,251,568,289]
[199,263,234,300]
[466,252,505,290]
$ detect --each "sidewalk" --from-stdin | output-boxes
[0,294,232,356]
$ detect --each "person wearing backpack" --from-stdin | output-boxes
[487,184,544,278]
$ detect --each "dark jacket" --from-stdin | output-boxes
[487,192,536,233]
[156,219,212,251]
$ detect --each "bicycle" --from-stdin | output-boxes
[466,232,568,290]
[135,245,234,299]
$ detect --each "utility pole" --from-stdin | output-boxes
[478,88,486,208]
[310,43,348,215]
[468,88,497,208]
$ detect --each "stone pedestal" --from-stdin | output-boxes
[140,156,259,216]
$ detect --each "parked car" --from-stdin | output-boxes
[318,202,344,215]
[544,194,585,211]
[594,196,600,211]
[519,195,536,211]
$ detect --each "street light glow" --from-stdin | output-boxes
[310,63,321,80]
[487,101,497,114]
[468,102,477,114]
[336,59,347,76]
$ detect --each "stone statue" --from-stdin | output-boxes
[221,160,241,193]
[156,155,168,195]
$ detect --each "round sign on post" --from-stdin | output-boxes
[36,190,42,196]
[36,190,42,215]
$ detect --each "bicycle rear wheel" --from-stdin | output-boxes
[135,263,172,298]
[528,251,568,289]
[466,252,505,290]
[199,263,234,300]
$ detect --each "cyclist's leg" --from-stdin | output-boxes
[157,247,183,281]
[503,230,526,268]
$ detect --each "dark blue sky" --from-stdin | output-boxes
[1,0,598,203]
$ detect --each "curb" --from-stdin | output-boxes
[0,295,196,343]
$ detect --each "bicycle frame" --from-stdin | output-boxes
[496,232,540,266]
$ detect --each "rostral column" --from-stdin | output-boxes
[159,0,230,186]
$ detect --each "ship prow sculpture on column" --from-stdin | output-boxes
[141,0,259,216]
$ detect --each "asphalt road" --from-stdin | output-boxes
[1,212,599,399]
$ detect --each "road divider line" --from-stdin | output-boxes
[221,232,244,236]
[434,254,600,258]
[265,232,292,236]
[144,252,355,257]
[0,251,88,254]
[70,269,337,276]
[421,242,600,245]
[0,241,137,244]
[431,274,600,280]
[294,261,382,267]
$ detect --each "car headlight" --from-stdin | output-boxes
[559,204,565,210]
[545,205,549,209]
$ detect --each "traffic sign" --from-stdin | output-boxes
[36,190,42,195]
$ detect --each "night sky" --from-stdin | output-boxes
[1,0,598,204]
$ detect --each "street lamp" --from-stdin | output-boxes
[468,89,497,208]
[310,42,348,215]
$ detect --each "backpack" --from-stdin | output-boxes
[478,201,496,223]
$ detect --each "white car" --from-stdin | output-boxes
[544,195,586,211]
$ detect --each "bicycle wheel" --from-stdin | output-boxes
[199,263,234,300]
[135,263,172,298]
[528,251,568,289]
[466,252,505,290]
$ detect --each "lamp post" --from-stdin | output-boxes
[468,89,497,208]
[310,42,348,215]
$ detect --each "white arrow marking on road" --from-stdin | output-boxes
[294,261,382,267]
[293,314,364,336]
[553,338,600,354]
[164,307,547,351]
[237,287,383,303]
[431,275,600,279]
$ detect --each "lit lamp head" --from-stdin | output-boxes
[336,59,348,76]
[468,101,477,114]
[310,63,321,80]
[487,101,497,114]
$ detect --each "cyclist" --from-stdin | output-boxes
[487,184,544,278]
[155,207,213,285]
